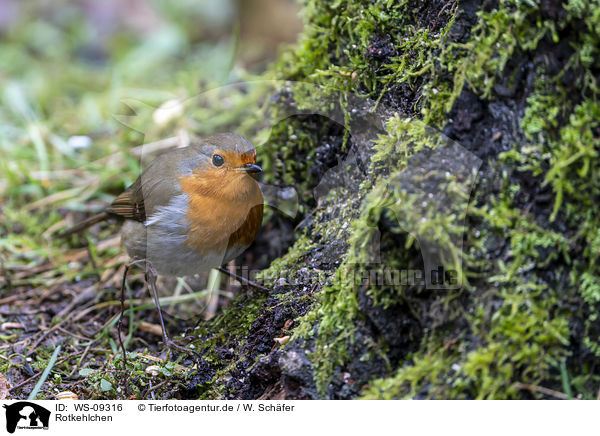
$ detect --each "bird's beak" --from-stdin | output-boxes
[237,163,263,174]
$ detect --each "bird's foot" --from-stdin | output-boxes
[217,266,270,292]
[163,338,202,360]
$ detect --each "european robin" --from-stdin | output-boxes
[61,133,264,276]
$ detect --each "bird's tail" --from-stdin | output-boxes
[57,211,112,238]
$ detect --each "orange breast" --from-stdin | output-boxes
[226,203,264,249]
[179,172,263,257]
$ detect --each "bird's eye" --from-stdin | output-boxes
[212,154,225,167]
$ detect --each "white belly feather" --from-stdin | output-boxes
[121,193,248,276]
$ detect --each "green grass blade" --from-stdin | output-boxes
[27,345,62,400]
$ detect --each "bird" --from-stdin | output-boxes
[59,133,265,355]
[60,133,264,277]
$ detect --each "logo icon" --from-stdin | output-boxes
[3,402,50,434]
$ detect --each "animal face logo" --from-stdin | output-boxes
[3,402,50,433]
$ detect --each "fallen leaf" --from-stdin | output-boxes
[138,321,163,337]
[274,335,290,346]
[56,391,78,400]
[145,365,161,376]
[0,373,10,399]
[137,354,193,373]
[1,322,25,330]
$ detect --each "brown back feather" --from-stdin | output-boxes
[106,177,146,222]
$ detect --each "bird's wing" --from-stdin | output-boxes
[106,177,146,222]
[106,146,195,222]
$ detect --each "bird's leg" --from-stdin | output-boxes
[144,265,201,358]
[217,266,270,292]
[120,259,200,361]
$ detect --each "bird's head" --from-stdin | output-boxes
[180,133,263,202]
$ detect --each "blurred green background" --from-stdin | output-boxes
[0,0,301,277]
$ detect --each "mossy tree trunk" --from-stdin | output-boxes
[189,0,600,399]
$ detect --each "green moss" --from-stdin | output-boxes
[260,235,318,280]
[458,287,569,399]
[496,0,600,371]
[287,0,600,399]
[196,293,267,359]
[240,11,472,398]
[260,115,344,209]
[291,111,479,395]
[361,335,458,399]
[426,0,559,123]
[304,269,361,394]
[190,293,268,398]
[363,283,570,399]
[153,0,600,399]
[262,0,458,199]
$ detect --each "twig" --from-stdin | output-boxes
[146,379,170,399]
[26,319,71,357]
[513,382,570,400]
[12,264,55,280]
[68,343,93,378]
[55,326,92,342]
[130,136,179,157]
[72,290,212,321]
[54,285,96,320]
[437,0,456,17]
